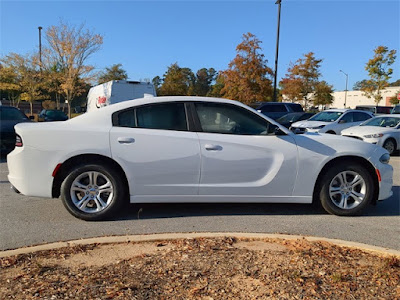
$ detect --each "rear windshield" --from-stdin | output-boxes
[0,107,28,121]
[309,111,343,122]
[361,116,400,128]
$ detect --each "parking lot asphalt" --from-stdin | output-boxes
[0,157,399,251]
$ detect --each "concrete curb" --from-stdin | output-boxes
[1,232,399,258]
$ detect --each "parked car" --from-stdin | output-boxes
[276,112,315,128]
[256,102,303,120]
[392,104,400,114]
[290,109,373,134]
[342,115,400,155]
[0,106,31,155]
[38,109,68,122]
[8,97,393,220]
[355,105,393,115]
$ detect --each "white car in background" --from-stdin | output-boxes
[290,109,373,134]
[7,97,393,220]
[342,115,400,155]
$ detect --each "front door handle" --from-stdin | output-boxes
[204,144,223,151]
[117,137,135,144]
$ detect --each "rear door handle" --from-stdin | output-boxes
[117,137,135,144]
[204,144,223,151]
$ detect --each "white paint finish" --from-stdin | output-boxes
[6,96,394,209]
[110,127,201,195]
[197,133,298,196]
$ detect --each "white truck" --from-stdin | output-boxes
[86,80,156,112]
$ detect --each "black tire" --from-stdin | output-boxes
[326,131,336,134]
[318,162,375,216]
[382,139,396,155]
[61,163,127,221]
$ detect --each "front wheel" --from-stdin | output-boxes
[318,163,375,216]
[61,164,126,221]
[383,139,396,155]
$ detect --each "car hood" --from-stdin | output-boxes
[0,119,30,133]
[342,125,398,136]
[292,132,384,159]
[291,120,331,128]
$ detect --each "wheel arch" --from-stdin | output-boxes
[52,154,129,198]
[383,137,397,152]
[312,155,379,205]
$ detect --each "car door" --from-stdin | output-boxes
[109,102,201,196]
[192,102,298,198]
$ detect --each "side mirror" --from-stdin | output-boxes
[338,120,347,124]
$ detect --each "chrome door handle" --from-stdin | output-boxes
[117,137,135,144]
[204,144,223,151]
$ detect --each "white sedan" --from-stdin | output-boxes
[342,115,400,155]
[290,109,373,134]
[7,97,393,220]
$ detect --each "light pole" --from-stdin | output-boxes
[339,70,348,108]
[38,26,43,69]
[273,0,282,102]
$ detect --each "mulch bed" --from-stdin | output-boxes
[1,237,399,299]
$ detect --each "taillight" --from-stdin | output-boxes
[15,134,23,147]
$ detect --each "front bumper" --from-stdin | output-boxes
[377,162,393,201]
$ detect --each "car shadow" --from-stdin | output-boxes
[115,186,399,221]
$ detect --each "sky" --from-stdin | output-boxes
[0,0,399,91]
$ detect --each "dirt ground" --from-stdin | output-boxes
[1,237,399,299]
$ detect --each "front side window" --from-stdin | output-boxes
[195,102,270,135]
[116,102,188,131]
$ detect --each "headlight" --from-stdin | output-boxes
[364,133,384,138]
[308,125,325,129]
[379,153,390,164]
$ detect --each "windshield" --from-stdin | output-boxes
[309,111,343,122]
[46,110,67,118]
[0,108,29,121]
[361,116,400,128]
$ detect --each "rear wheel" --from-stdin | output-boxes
[61,164,126,221]
[326,130,336,134]
[318,162,375,216]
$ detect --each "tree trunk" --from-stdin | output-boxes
[30,101,33,116]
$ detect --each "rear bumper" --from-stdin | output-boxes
[7,146,54,198]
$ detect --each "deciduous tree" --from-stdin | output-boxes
[280,52,322,108]
[45,21,103,117]
[313,81,334,106]
[220,32,273,104]
[361,46,396,105]
[0,53,43,115]
[98,63,128,84]
[158,63,194,96]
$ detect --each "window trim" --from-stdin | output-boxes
[190,101,280,136]
[112,101,191,132]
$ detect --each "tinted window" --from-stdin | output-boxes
[136,103,187,131]
[261,104,287,112]
[118,109,135,128]
[0,107,28,121]
[340,112,354,123]
[288,103,303,112]
[354,112,372,122]
[195,102,270,135]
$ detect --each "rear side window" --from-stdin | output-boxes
[116,102,188,131]
[288,103,303,112]
[260,104,287,112]
[341,112,354,123]
[354,112,372,122]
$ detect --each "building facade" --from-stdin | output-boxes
[331,86,399,109]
